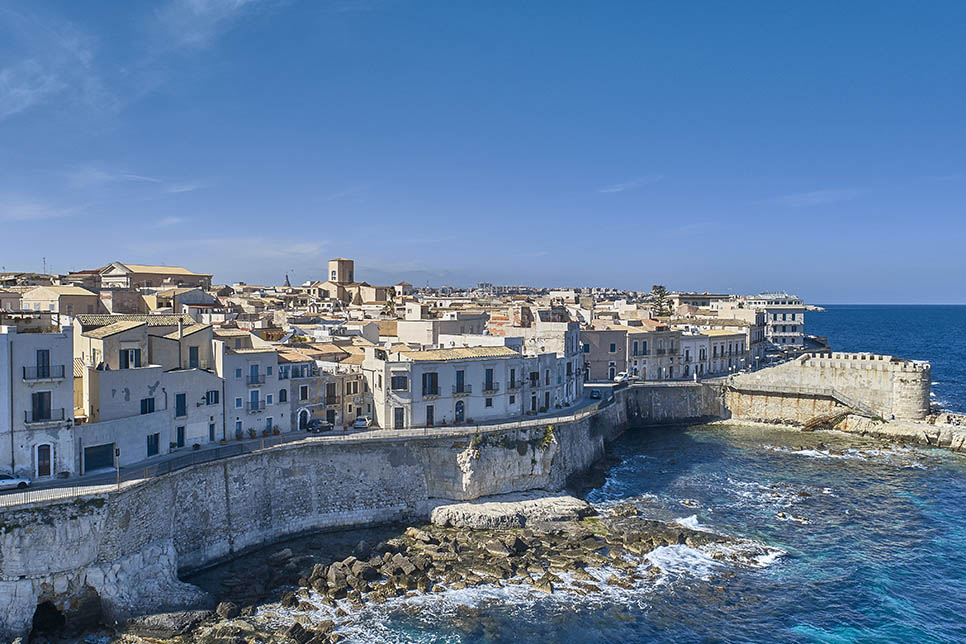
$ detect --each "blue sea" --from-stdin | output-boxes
[190,306,966,644]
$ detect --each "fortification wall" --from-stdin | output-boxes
[729,352,931,421]
[0,383,718,639]
[724,389,848,425]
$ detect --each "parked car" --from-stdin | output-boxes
[305,419,334,433]
[590,389,602,399]
[613,371,629,383]
[352,416,372,429]
[0,474,30,490]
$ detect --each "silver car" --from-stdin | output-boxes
[0,474,31,490]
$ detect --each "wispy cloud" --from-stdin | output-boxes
[770,188,861,208]
[0,198,79,222]
[153,216,189,228]
[68,166,163,188]
[154,0,266,49]
[598,174,664,194]
[0,8,113,122]
[0,60,63,120]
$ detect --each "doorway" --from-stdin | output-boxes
[455,400,465,423]
[36,444,52,478]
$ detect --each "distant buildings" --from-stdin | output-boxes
[0,254,818,482]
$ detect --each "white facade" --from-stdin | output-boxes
[0,325,75,479]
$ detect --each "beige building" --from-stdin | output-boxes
[99,262,212,290]
[21,286,100,324]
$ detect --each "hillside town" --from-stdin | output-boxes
[0,258,818,482]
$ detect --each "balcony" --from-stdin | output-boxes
[180,359,210,371]
[23,365,66,381]
[25,408,66,425]
[508,381,522,392]
[422,388,440,400]
[246,401,265,413]
[452,384,472,397]
[246,374,266,386]
[482,382,500,394]
[325,396,339,405]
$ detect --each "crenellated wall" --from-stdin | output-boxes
[727,352,931,422]
[0,383,720,639]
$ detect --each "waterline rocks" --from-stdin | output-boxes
[429,491,597,529]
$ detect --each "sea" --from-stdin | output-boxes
[142,307,966,643]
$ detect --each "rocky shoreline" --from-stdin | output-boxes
[98,495,779,644]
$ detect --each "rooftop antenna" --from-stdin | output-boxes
[42,257,47,274]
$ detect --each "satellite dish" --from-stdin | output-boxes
[384,341,392,350]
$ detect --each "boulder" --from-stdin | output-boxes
[430,492,596,529]
[122,610,212,638]
[215,601,240,620]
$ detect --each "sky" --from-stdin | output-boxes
[1,1,965,303]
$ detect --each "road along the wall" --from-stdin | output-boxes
[0,383,722,640]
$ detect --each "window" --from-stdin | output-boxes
[545,369,550,386]
[35,349,50,378]
[510,368,516,388]
[267,366,273,376]
[391,374,408,391]
[633,341,639,356]
[455,370,465,393]
[609,343,616,353]
[484,368,494,390]
[235,397,242,409]
[422,372,439,396]
[147,433,160,457]
[175,393,187,418]
[583,344,590,353]
[140,397,155,414]
[206,390,219,405]
[119,348,141,369]
[266,394,273,405]
[279,388,288,403]
[235,339,242,349]
[485,397,493,407]
[509,395,515,404]
[299,385,308,401]
[31,391,51,421]
[377,374,383,389]
[235,368,242,379]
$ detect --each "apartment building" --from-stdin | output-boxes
[678,330,710,379]
[702,329,748,375]
[744,293,806,349]
[363,345,525,429]
[213,328,284,439]
[0,324,74,480]
[582,323,682,381]
[74,317,225,472]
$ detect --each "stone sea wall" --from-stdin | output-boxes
[0,383,719,640]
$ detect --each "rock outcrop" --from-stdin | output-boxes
[429,492,596,529]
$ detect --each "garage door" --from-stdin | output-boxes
[84,443,114,472]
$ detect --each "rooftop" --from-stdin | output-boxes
[83,320,145,339]
[399,345,521,362]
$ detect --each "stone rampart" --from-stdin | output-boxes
[728,352,931,422]
[0,383,720,639]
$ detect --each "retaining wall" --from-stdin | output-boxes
[0,383,720,639]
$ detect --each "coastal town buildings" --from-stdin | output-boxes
[0,254,820,483]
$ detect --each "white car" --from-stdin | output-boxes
[352,416,372,429]
[0,474,31,490]
[613,371,629,383]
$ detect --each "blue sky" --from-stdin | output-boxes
[1,1,964,303]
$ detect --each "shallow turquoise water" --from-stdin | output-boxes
[322,424,966,643]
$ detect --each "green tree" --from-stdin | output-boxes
[650,284,672,317]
